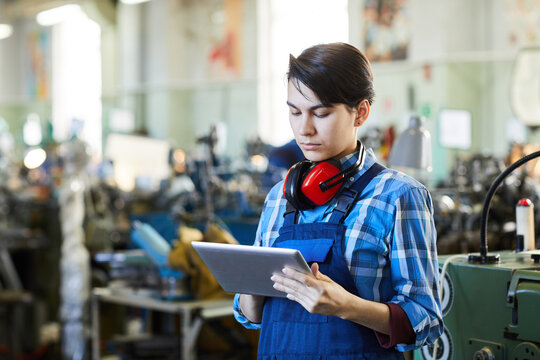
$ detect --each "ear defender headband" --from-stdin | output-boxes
[283,145,365,210]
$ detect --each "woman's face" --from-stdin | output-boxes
[287,80,368,162]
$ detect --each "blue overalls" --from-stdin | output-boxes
[258,163,403,360]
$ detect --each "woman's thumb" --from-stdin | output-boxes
[311,262,319,276]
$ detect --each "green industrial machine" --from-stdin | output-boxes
[416,150,540,359]
[415,251,540,359]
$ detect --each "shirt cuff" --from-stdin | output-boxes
[374,303,415,349]
[233,293,262,330]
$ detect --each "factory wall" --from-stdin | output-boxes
[0,0,538,182]
[0,17,52,158]
[101,0,259,160]
[349,0,526,184]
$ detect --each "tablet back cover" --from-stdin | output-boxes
[191,242,311,297]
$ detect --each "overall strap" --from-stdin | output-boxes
[328,162,386,224]
[283,201,298,227]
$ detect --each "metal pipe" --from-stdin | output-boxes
[470,150,540,263]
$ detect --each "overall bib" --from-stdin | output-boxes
[258,163,403,360]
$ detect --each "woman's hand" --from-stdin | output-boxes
[271,263,391,334]
[270,263,353,318]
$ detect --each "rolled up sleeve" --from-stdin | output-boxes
[232,195,269,330]
[233,293,262,330]
[389,187,443,351]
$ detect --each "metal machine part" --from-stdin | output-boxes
[416,251,540,360]
[439,268,454,317]
[473,346,495,360]
[432,153,539,256]
[420,327,454,360]
[510,342,540,360]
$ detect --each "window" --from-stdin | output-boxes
[51,7,102,155]
[258,0,349,146]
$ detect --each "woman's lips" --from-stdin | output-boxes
[301,143,320,151]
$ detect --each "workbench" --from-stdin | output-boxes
[91,287,234,360]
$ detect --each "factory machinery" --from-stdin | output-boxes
[416,251,540,360]
[416,151,540,360]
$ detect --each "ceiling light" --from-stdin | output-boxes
[0,24,13,40]
[36,4,81,26]
[24,148,47,170]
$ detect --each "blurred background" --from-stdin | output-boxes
[0,0,539,359]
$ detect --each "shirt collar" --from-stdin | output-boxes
[337,141,367,185]
[339,142,381,188]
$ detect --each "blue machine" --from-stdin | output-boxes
[131,221,188,300]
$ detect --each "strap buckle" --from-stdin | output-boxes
[332,188,358,216]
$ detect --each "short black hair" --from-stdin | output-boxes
[287,43,375,108]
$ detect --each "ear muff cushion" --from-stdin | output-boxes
[301,160,342,206]
[283,160,312,210]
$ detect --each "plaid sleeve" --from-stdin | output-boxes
[232,187,277,329]
[232,219,264,329]
[233,293,262,330]
[389,186,443,352]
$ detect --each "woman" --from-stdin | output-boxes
[233,43,442,359]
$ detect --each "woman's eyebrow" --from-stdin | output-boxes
[286,101,298,109]
[286,101,327,111]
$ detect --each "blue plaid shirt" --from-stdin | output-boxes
[233,148,443,352]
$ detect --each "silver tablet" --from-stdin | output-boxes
[191,241,312,298]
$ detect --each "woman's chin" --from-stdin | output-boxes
[304,153,329,162]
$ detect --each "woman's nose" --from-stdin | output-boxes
[298,115,315,136]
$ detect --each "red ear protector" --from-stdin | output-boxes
[283,146,365,210]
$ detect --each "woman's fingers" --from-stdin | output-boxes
[271,273,313,295]
[271,268,323,306]
[270,265,350,317]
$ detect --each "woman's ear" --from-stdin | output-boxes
[354,100,370,127]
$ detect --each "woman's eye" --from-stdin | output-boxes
[314,113,329,118]
[290,111,301,116]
